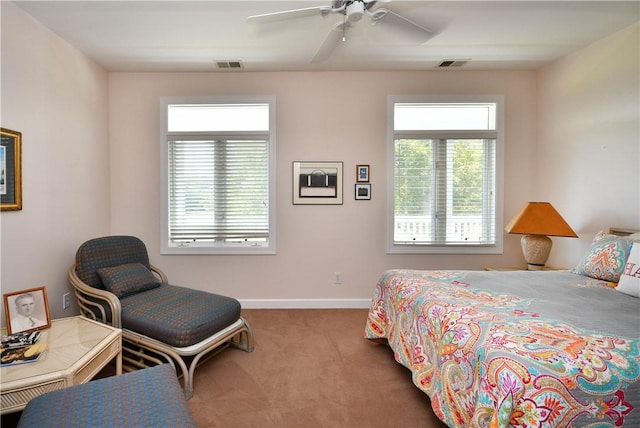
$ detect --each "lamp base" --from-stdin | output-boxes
[521,235,552,270]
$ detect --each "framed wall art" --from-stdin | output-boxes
[355,183,371,200]
[3,287,51,334]
[293,161,343,205]
[1,127,22,211]
[356,164,369,182]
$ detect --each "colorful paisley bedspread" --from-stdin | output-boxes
[364,270,640,427]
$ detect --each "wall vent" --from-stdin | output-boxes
[437,59,469,68]
[215,60,243,70]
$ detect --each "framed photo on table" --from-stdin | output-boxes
[3,287,51,334]
[293,161,343,205]
[0,128,22,211]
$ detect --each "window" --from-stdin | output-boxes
[161,97,276,254]
[388,95,504,254]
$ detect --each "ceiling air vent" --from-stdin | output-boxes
[215,60,243,70]
[437,59,469,68]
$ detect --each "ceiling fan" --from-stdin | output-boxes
[247,0,433,63]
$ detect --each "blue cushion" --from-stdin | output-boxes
[97,263,161,298]
[75,236,150,290]
[121,284,241,347]
[17,364,196,428]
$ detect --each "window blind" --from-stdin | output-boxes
[393,138,496,245]
[168,139,269,243]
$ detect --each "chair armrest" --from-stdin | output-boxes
[68,264,123,328]
[150,264,169,284]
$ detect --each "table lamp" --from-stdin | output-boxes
[505,202,578,270]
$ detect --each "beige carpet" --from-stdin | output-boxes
[186,309,447,427]
[2,309,448,428]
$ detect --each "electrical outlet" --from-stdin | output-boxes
[63,292,71,310]
[334,272,342,285]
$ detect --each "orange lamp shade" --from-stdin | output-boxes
[505,202,577,238]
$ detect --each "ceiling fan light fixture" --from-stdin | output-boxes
[249,0,435,64]
[370,9,388,24]
[346,1,365,22]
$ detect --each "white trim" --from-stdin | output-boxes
[160,95,277,255]
[238,298,372,309]
[386,94,504,255]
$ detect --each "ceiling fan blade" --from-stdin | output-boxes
[369,8,433,44]
[248,6,332,25]
[311,22,347,63]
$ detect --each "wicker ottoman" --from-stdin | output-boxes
[17,364,196,428]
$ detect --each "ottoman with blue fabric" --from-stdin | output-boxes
[17,364,196,428]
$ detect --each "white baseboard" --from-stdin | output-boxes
[238,298,372,309]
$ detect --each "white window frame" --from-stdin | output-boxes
[387,95,504,254]
[160,96,276,255]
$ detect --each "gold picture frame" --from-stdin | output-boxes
[1,127,22,211]
[3,287,51,334]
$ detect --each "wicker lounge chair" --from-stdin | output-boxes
[68,235,254,399]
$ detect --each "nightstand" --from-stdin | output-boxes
[1,316,122,414]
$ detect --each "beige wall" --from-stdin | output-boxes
[108,71,537,304]
[537,22,640,268]
[1,1,638,321]
[0,2,110,323]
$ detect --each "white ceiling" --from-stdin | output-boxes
[13,0,640,72]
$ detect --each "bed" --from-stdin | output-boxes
[365,230,640,427]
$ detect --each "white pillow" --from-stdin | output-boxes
[627,232,640,242]
[616,243,640,297]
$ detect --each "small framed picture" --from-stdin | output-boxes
[355,183,371,200]
[356,165,369,182]
[1,127,23,211]
[3,287,51,334]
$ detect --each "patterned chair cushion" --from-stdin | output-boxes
[75,236,151,290]
[74,235,243,348]
[121,284,241,347]
[97,263,161,298]
[17,364,196,428]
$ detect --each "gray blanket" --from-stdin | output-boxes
[459,270,639,338]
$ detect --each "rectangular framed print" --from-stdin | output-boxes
[1,128,22,211]
[355,183,371,200]
[356,164,369,182]
[293,161,343,205]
